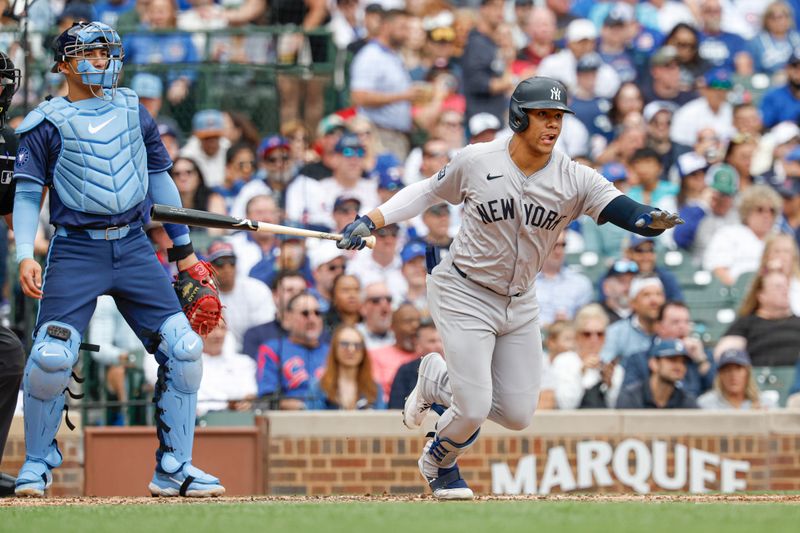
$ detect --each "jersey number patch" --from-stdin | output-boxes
[437,164,449,181]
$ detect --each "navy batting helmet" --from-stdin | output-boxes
[509,77,574,133]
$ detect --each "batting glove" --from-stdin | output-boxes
[338,215,376,250]
[634,210,684,230]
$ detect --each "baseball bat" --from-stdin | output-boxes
[150,204,376,249]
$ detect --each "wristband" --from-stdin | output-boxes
[167,242,194,262]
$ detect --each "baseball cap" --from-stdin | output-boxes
[676,151,708,178]
[576,52,603,72]
[706,163,739,196]
[629,276,664,300]
[778,179,800,198]
[717,348,752,368]
[649,45,679,67]
[157,122,178,139]
[258,134,290,159]
[468,112,501,138]
[56,2,96,24]
[318,114,347,137]
[335,133,366,155]
[604,3,634,26]
[130,73,162,99]
[606,259,639,277]
[649,338,689,359]
[425,202,450,216]
[601,162,627,182]
[375,164,404,191]
[704,68,733,90]
[333,195,361,213]
[566,19,598,42]
[401,240,427,264]
[309,240,346,270]
[206,240,236,263]
[642,100,677,123]
[192,109,224,139]
[628,235,655,249]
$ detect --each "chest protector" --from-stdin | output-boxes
[16,88,148,215]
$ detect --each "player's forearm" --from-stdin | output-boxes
[12,180,43,262]
[148,170,191,246]
[372,178,445,227]
[599,195,664,237]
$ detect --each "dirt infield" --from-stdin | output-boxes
[2,493,799,507]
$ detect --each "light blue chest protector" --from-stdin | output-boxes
[16,88,148,215]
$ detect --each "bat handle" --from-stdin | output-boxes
[363,236,376,249]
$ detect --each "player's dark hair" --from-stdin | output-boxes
[171,156,211,210]
[286,290,316,312]
[271,269,306,291]
[225,142,256,165]
[657,300,688,323]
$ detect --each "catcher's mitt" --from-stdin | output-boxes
[173,260,222,336]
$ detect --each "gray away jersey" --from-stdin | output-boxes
[431,137,622,296]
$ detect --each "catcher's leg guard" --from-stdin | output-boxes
[16,322,80,497]
[149,313,224,497]
[418,429,479,501]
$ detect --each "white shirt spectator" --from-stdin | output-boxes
[536,49,621,100]
[230,179,272,219]
[702,224,765,282]
[670,97,735,146]
[653,1,695,34]
[346,251,408,303]
[228,232,267,279]
[550,351,624,409]
[219,277,276,351]
[87,295,146,366]
[180,136,231,188]
[314,176,380,228]
[197,334,257,416]
[555,113,590,158]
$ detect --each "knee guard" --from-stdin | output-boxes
[22,321,81,465]
[428,428,480,468]
[153,313,204,466]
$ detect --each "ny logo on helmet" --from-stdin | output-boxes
[551,87,561,101]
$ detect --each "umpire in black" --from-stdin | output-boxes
[0,50,25,497]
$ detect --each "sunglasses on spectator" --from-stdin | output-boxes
[299,309,322,318]
[238,160,257,169]
[334,205,359,214]
[610,259,639,274]
[673,40,696,49]
[754,206,778,215]
[632,245,655,254]
[340,147,366,158]
[173,169,196,177]
[375,227,399,237]
[367,295,392,304]
[338,341,364,350]
[266,154,291,163]
[580,330,605,339]
[427,205,449,216]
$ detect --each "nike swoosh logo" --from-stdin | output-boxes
[187,339,198,350]
[88,117,115,134]
[487,174,503,180]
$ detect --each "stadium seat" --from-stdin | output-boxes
[752,366,797,407]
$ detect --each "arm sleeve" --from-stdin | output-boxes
[12,179,43,262]
[378,178,448,226]
[140,105,172,173]
[598,195,665,237]
[147,170,190,246]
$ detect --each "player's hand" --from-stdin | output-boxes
[634,210,684,230]
[338,215,376,250]
[19,258,43,299]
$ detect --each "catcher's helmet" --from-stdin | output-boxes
[0,51,20,128]
[509,77,574,133]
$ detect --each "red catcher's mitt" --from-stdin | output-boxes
[174,260,222,336]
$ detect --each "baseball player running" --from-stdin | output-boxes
[338,77,683,500]
[0,51,24,497]
[12,22,223,497]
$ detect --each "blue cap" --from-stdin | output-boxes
[401,240,427,264]
[57,3,97,24]
[785,146,800,163]
[704,68,733,90]
[628,235,655,249]
[335,132,365,154]
[649,338,689,359]
[333,195,361,212]
[157,122,178,139]
[778,179,800,198]
[206,240,235,263]
[601,162,627,182]
[577,52,603,72]
[258,134,290,159]
[375,165,404,191]
[717,348,751,368]
[192,109,224,137]
[130,73,163,99]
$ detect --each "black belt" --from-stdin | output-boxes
[452,262,522,298]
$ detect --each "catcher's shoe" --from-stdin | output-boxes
[14,460,53,497]
[149,460,225,498]
[403,352,446,429]
[418,438,474,501]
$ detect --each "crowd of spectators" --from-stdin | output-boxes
[4,0,800,420]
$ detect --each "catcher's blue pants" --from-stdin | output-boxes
[36,225,181,348]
